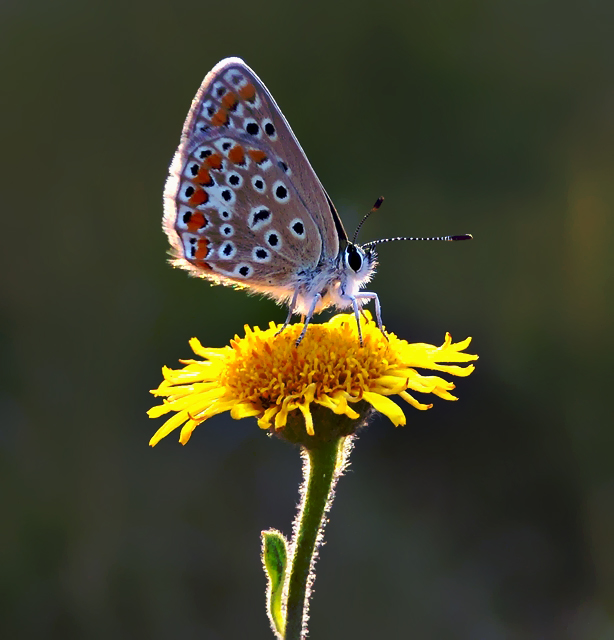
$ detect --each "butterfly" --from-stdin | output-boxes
[164,57,471,345]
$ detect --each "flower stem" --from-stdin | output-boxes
[284,437,348,639]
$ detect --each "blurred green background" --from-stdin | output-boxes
[2,0,613,638]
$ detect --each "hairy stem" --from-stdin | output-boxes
[284,437,349,639]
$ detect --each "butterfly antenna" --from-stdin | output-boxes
[352,197,384,244]
[361,233,473,250]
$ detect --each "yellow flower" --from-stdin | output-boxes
[148,313,478,446]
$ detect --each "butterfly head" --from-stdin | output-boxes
[342,242,378,288]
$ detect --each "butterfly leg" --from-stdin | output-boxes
[275,289,300,337]
[295,293,321,347]
[354,291,388,340]
[351,298,365,346]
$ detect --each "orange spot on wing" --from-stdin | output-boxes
[188,188,209,206]
[228,144,245,165]
[221,92,238,110]
[239,82,257,103]
[211,108,229,126]
[205,153,223,170]
[248,149,267,164]
[196,166,213,185]
[187,212,207,232]
[194,238,210,261]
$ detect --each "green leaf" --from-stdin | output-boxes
[262,529,288,638]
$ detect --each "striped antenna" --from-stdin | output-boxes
[361,234,473,250]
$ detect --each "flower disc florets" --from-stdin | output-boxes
[148,313,477,446]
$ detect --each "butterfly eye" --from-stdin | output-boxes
[346,245,363,272]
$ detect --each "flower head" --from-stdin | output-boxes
[148,313,477,446]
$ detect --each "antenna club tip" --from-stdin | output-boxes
[450,234,473,241]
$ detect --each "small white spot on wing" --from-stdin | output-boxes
[201,100,216,119]
[243,118,262,139]
[276,158,292,176]
[225,70,247,88]
[214,138,236,154]
[252,247,272,263]
[195,145,215,161]
[226,172,243,188]
[231,102,245,117]
[235,263,253,278]
[251,175,266,193]
[220,223,234,237]
[184,161,201,179]
[265,230,282,251]
[218,241,237,260]
[176,205,195,230]
[182,233,199,258]
[272,180,290,203]
[288,218,306,239]
[262,119,277,140]
[178,181,197,204]
[248,206,272,231]
[219,186,235,204]
[248,148,272,170]
[212,81,227,99]
[207,184,236,206]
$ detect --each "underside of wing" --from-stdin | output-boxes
[164,58,345,294]
[233,60,348,256]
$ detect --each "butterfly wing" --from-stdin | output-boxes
[163,57,346,300]
[233,59,348,256]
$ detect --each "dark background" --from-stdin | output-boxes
[2,0,613,638]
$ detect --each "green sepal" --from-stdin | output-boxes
[261,528,288,637]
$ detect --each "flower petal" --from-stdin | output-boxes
[149,410,190,446]
[398,390,433,410]
[314,394,361,420]
[297,402,315,436]
[362,391,406,427]
[179,418,199,445]
[258,406,279,430]
[230,402,262,420]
